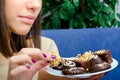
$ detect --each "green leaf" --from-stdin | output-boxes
[62,2,75,16]
[59,10,68,20]
[98,14,106,26]
[73,0,79,8]
[51,12,60,28]
[100,4,114,14]
[92,9,98,15]
[109,13,115,22]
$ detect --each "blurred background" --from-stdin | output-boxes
[41,0,120,29]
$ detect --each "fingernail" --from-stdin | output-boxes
[31,58,36,63]
[26,66,30,69]
[43,53,47,58]
[51,55,56,59]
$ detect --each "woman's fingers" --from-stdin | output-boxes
[10,66,33,80]
[30,60,48,75]
[8,48,57,80]
[9,48,56,70]
[10,60,48,79]
[18,48,56,61]
[9,55,34,69]
[10,55,33,64]
[10,66,29,76]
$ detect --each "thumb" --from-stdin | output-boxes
[30,60,47,74]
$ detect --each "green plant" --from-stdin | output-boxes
[42,0,120,29]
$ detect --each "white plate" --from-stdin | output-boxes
[45,58,118,78]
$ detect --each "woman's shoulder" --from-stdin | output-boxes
[41,36,56,48]
[41,36,55,43]
[41,36,60,57]
[41,36,59,54]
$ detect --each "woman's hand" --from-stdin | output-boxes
[7,48,56,80]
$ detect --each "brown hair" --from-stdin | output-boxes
[0,0,41,58]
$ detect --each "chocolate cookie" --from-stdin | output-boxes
[62,67,86,75]
[90,62,111,72]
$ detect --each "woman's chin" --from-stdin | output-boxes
[13,30,30,35]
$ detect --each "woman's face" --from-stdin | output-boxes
[5,0,42,35]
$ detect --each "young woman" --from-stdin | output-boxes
[0,0,105,80]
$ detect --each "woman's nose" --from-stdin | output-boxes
[27,0,42,11]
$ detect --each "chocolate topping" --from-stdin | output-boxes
[49,49,113,75]
[90,62,111,72]
[62,67,86,75]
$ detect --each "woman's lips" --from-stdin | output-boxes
[19,15,35,25]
